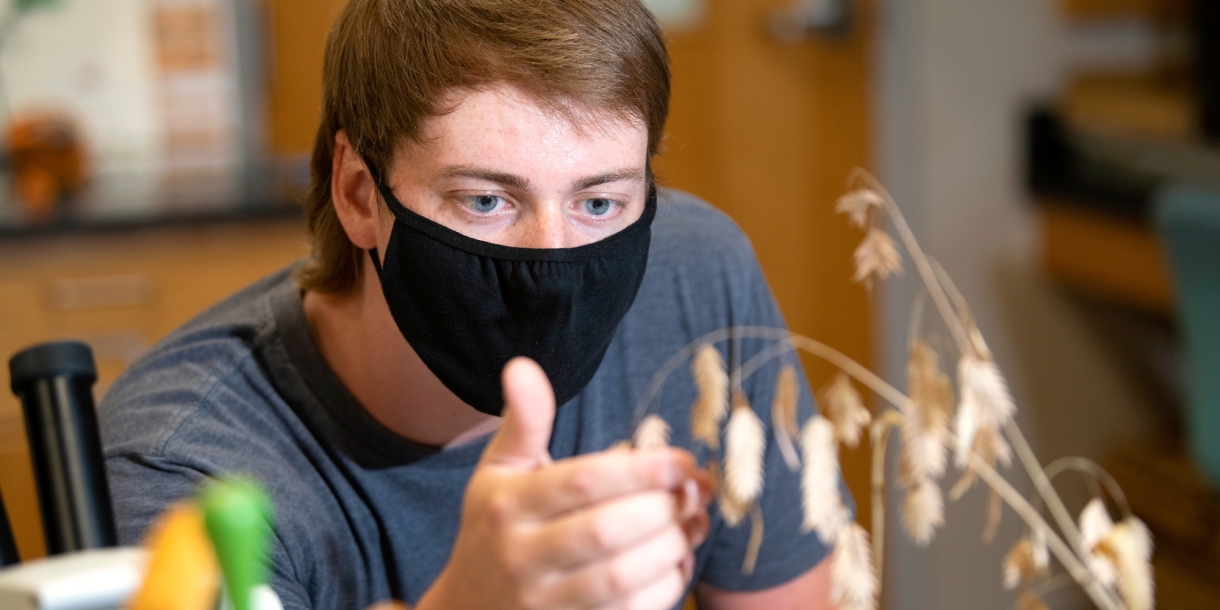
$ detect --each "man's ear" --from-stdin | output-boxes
[331,130,381,251]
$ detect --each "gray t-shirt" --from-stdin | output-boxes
[100,188,838,610]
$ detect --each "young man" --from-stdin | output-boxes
[102,1,841,608]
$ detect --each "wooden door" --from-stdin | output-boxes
[655,0,875,530]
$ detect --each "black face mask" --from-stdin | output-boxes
[369,180,656,416]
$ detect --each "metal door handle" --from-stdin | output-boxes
[770,0,854,43]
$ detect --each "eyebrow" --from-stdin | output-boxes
[438,165,646,192]
[571,168,646,191]
[439,165,531,190]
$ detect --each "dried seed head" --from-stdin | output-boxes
[835,188,885,228]
[1031,526,1050,574]
[771,364,802,471]
[953,355,1015,468]
[1017,591,1050,610]
[773,364,800,438]
[691,344,729,449]
[718,487,750,528]
[1099,517,1154,610]
[800,415,848,543]
[1003,538,1037,590]
[632,415,671,451]
[820,372,872,449]
[1079,498,1118,587]
[853,228,903,289]
[831,523,878,610]
[901,477,944,546]
[901,342,953,485]
[983,489,1003,543]
[948,427,1012,499]
[743,505,765,575]
[724,394,766,506]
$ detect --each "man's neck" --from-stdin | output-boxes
[301,270,497,448]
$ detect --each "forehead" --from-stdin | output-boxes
[401,85,648,167]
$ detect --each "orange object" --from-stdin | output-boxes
[128,503,220,610]
[8,113,86,220]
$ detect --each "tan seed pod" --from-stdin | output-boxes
[632,415,671,451]
[771,364,801,470]
[724,394,766,506]
[800,415,848,543]
[691,344,729,449]
[1078,498,1118,587]
[831,523,878,610]
[835,188,885,228]
[718,488,750,528]
[1017,591,1050,610]
[1097,517,1154,610]
[820,372,872,449]
[1003,538,1041,590]
[900,341,952,486]
[953,355,1015,468]
[853,228,903,289]
[901,477,944,547]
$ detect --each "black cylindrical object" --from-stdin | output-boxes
[0,492,18,566]
[1200,0,1220,142]
[8,341,116,555]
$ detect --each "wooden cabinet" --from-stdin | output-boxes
[0,218,310,560]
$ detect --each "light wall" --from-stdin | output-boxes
[874,0,1063,608]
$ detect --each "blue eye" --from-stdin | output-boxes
[584,198,614,216]
[468,195,504,214]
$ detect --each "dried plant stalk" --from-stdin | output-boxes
[724,393,766,506]
[800,415,848,543]
[691,343,729,449]
[820,372,872,449]
[832,523,878,610]
[632,414,671,451]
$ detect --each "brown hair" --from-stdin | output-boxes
[297,0,671,294]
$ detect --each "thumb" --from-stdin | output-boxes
[481,357,555,469]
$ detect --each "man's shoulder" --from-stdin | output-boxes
[99,266,298,458]
[652,187,754,262]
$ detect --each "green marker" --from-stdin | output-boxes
[201,477,272,610]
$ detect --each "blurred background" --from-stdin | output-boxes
[0,0,1215,608]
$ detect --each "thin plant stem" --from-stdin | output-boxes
[870,410,901,583]
[849,170,1095,579]
[736,330,1123,610]
[1003,420,1091,566]
[1039,456,1133,520]
[633,325,1124,610]
[968,451,1123,610]
[848,169,974,356]
[1013,573,1076,610]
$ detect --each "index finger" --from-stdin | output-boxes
[511,447,711,519]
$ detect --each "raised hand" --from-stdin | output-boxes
[418,357,711,610]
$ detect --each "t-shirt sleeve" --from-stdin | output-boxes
[694,233,854,592]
